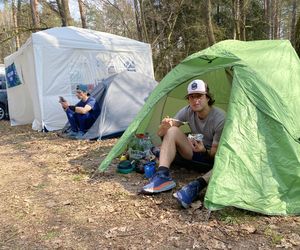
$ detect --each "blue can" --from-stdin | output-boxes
[144,162,156,178]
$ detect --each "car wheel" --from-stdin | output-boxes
[0,104,5,120]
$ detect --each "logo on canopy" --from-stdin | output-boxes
[5,63,22,88]
[124,60,136,72]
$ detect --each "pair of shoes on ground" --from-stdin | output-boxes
[141,171,206,209]
[67,130,85,140]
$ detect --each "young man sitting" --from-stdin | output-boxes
[59,84,100,139]
[141,79,226,208]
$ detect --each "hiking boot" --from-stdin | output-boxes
[173,179,206,208]
[141,171,176,194]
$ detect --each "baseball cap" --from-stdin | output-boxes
[187,80,207,95]
[76,84,88,93]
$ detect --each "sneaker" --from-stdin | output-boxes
[75,131,85,140]
[141,171,176,194]
[67,130,79,138]
[173,180,206,208]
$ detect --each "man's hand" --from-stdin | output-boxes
[188,138,206,153]
[60,100,69,111]
[157,116,181,137]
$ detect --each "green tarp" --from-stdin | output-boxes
[98,40,300,215]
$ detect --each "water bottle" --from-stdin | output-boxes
[144,161,156,178]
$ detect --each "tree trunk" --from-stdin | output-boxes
[264,0,271,39]
[133,0,143,41]
[78,0,87,28]
[240,0,246,41]
[216,3,221,25]
[17,0,22,41]
[61,0,73,26]
[17,0,22,26]
[12,0,20,50]
[166,0,184,44]
[56,0,66,26]
[204,0,215,45]
[232,0,236,39]
[232,0,241,40]
[295,16,300,56]
[56,0,73,26]
[273,0,279,39]
[138,0,149,43]
[290,0,297,46]
[30,0,40,29]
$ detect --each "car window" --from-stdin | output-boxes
[0,75,6,90]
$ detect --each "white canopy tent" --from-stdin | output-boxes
[0,64,4,75]
[4,26,155,131]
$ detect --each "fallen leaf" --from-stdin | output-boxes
[45,200,56,208]
[134,211,142,219]
[241,225,256,234]
[276,238,293,248]
[63,200,72,205]
[191,200,202,210]
[289,233,300,246]
[87,218,94,223]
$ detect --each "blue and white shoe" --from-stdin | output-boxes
[141,171,176,194]
[67,130,79,138]
[173,180,205,208]
[75,131,85,140]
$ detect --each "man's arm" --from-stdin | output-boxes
[207,143,218,158]
[75,104,92,114]
[76,97,96,114]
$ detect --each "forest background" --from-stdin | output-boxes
[0,0,300,80]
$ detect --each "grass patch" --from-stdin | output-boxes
[42,230,60,240]
[15,211,27,220]
[264,227,283,245]
[34,184,46,189]
[113,190,130,199]
[216,207,258,225]
[72,174,85,181]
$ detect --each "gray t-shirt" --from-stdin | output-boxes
[174,106,226,148]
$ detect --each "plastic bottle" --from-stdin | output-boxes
[144,161,156,178]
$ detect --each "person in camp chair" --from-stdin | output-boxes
[59,84,100,139]
[141,79,226,208]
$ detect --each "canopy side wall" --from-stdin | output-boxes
[4,43,39,126]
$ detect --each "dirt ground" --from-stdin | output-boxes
[1,120,300,249]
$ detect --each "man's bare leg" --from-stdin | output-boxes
[202,170,211,183]
[141,127,211,195]
[159,126,193,168]
[141,127,192,193]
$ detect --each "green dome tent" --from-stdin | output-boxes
[98,40,300,215]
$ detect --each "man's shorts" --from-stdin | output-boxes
[192,152,214,166]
